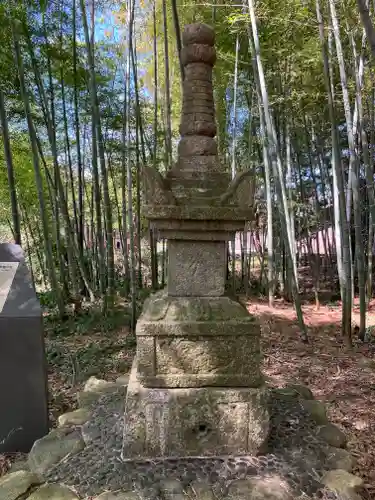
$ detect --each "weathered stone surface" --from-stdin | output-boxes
[153,334,261,385]
[154,219,243,233]
[321,469,363,499]
[317,423,347,448]
[58,408,91,427]
[189,481,215,500]
[116,374,130,386]
[77,378,120,408]
[136,336,155,379]
[182,93,215,105]
[94,493,140,500]
[169,158,226,179]
[325,447,356,472]
[0,470,41,500]
[168,177,228,193]
[138,371,263,389]
[135,292,261,388]
[182,23,215,47]
[139,291,251,323]
[272,388,300,400]
[227,477,295,500]
[183,79,213,91]
[122,362,269,460]
[183,84,213,97]
[358,356,375,369]
[300,399,328,424]
[27,483,80,499]
[179,118,217,137]
[77,390,103,408]
[158,230,233,242]
[181,105,215,116]
[184,63,212,82]
[177,136,217,157]
[142,166,176,206]
[160,479,187,500]
[181,44,216,66]
[220,171,256,209]
[28,428,85,476]
[168,240,226,296]
[227,479,254,499]
[84,376,118,393]
[9,457,29,472]
[247,475,294,500]
[285,384,314,400]
[182,98,215,116]
[168,188,219,204]
[144,205,253,223]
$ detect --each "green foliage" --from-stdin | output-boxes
[0,133,45,221]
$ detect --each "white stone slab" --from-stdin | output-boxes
[0,262,19,313]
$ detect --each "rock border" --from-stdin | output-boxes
[0,377,364,500]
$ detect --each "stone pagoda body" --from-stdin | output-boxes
[122,23,269,460]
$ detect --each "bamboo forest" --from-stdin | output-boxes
[1,0,375,496]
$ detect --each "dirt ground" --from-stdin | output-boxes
[246,297,375,498]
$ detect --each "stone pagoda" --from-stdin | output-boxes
[122,23,269,460]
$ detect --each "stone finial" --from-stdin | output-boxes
[179,23,217,139]
[167,23,231,204]
[143,22,256,213]
[182,23,216,46]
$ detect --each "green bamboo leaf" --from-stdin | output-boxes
[39,0,48,13]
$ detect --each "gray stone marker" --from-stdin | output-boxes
[0,243,49,453]
[122,23,268,460]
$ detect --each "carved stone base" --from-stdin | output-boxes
[122,361,270,460]
[136,291,263,388]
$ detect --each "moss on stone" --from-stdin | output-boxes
[301,399,328,424]
[0,470,42,500]
[318,423,347,448]
[285,384,314,400]
[142,294,254,323]
[28,484,80,499]
[28,428,85,477]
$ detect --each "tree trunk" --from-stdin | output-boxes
[317,0,352,345]
[356,0,375,58]
[0,89,21,245]
[162,0,173,168]
[12,21,64,316]
[247,0,308,341]
[125,0,137,330]
[73,0,84,253]
[330,0,365,341]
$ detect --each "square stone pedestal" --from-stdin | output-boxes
[122,290,270,459]
[122,361,269,460]
[135,291,263,388]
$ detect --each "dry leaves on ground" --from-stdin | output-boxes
[246,298,375,498]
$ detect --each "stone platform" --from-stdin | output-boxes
[0,376,365,500]
[122,360,269,460]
